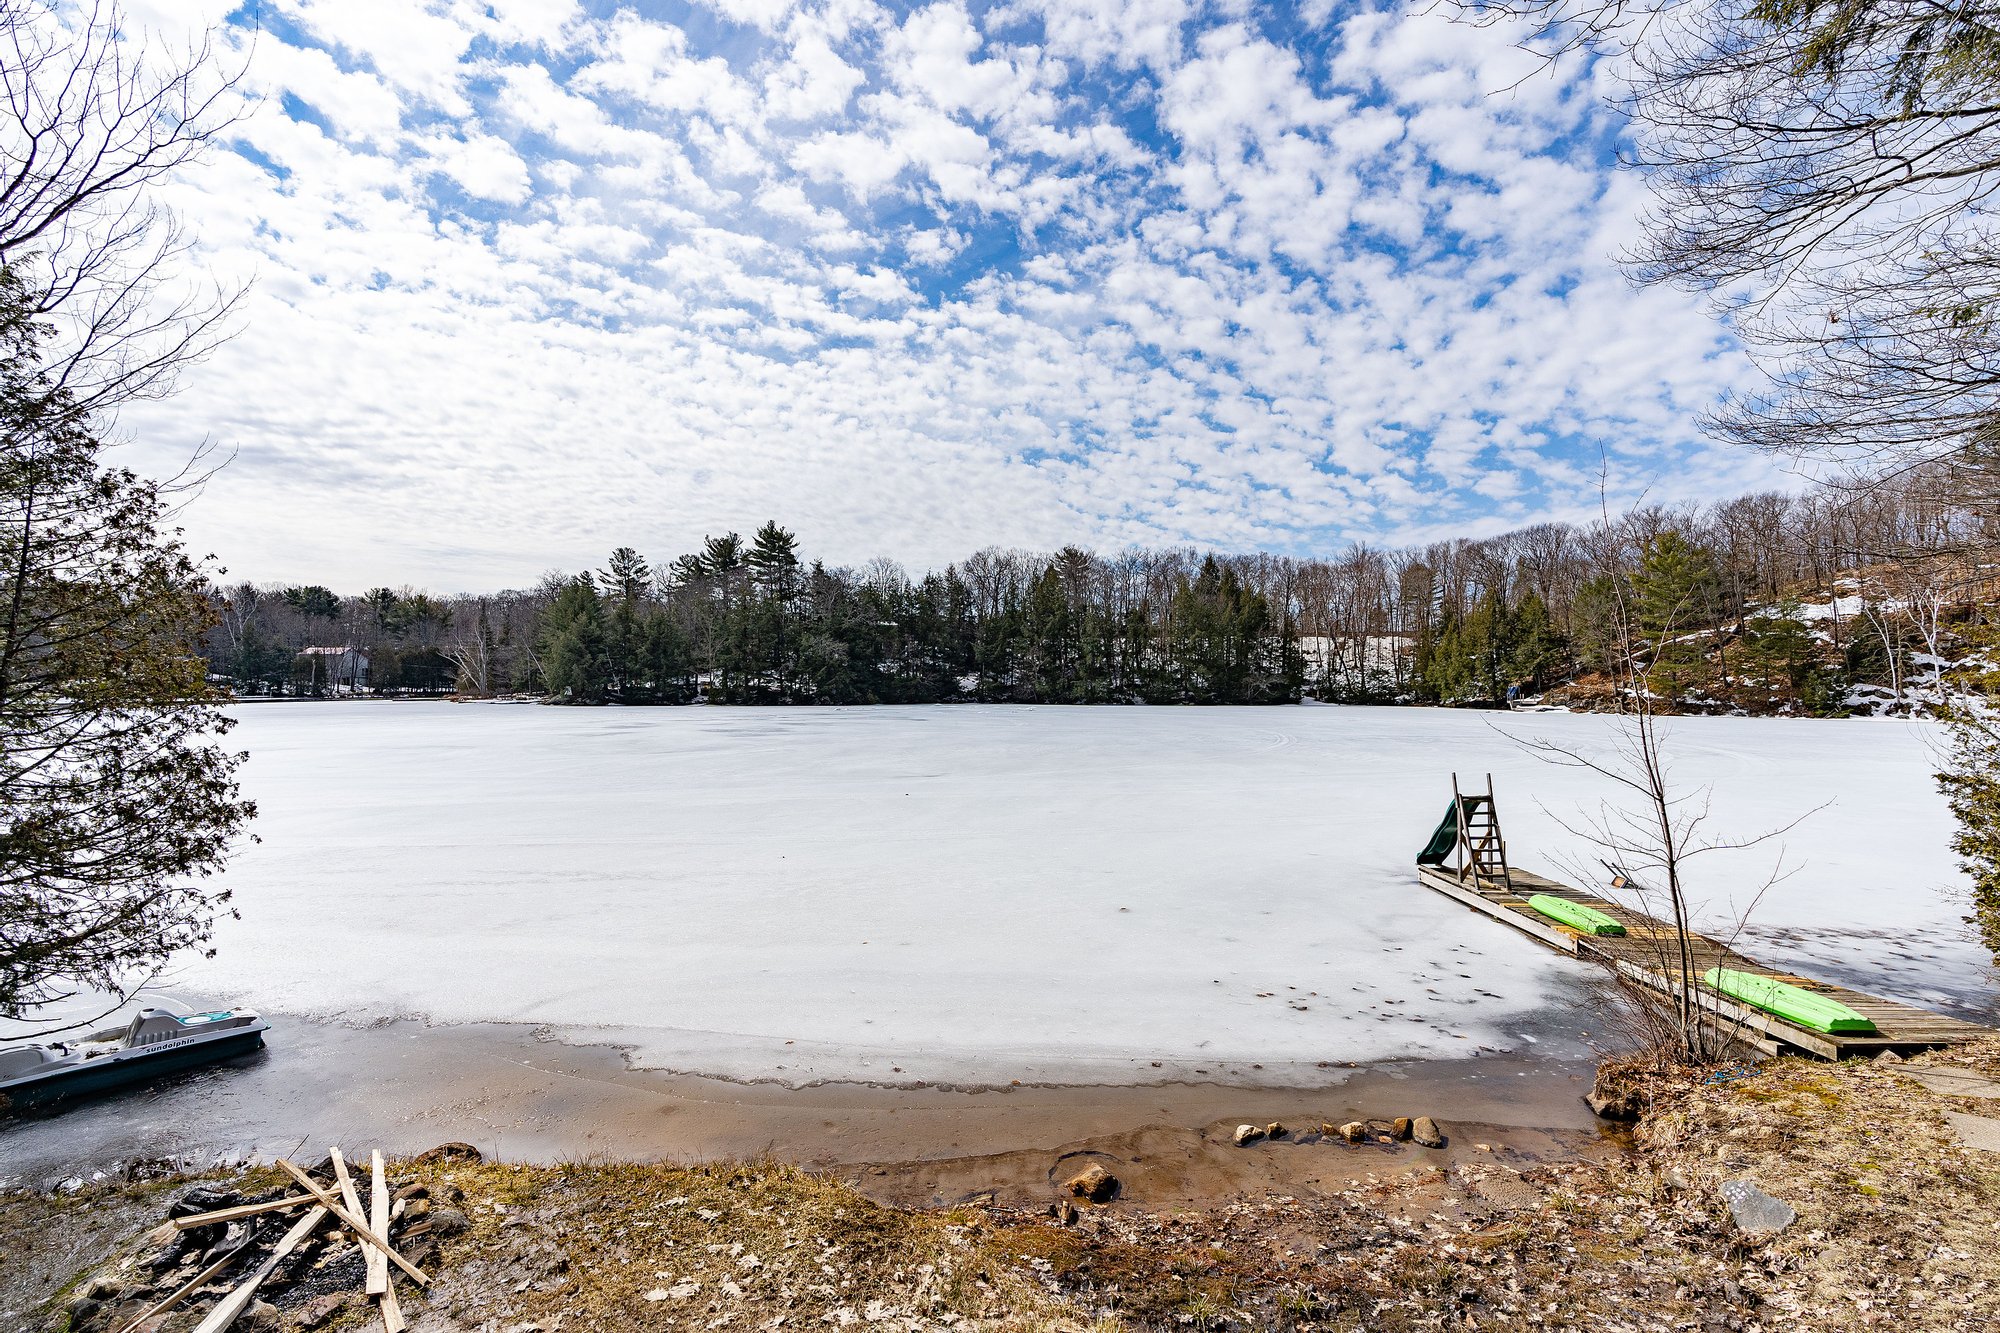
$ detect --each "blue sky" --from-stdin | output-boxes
[117,0,1776,590]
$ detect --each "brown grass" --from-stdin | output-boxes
[406,1156,1099,1332]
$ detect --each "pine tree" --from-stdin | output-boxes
[605,596,645,700]
[1632,532,1721,701]
[744,522,802,696]
[597,547,653,604]
[700,533,745,586]
[1570,575,1626,677]
[974,593,1021,699]
[1464,587,1515,704]
[1022,565,1076,700]
[539,578,611,703]
[1119,600,1154,699]
[1939,708,2000,961]
[1,272,256,1017]
[1508,590,1566,695]
[746,521,800,598]
[1741,600,1831,709]
[282,584,342,623]
[1419,590,1513,705]
[1402,563,1443,701]
[365,587,400,632]
[642,612,692,703]
[665,552,708,590]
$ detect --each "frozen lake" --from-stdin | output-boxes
[166,702,1989,1086]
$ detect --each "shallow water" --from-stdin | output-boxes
[0,1013,1608,1190]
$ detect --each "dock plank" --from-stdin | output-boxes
[1416,864,1991,1058]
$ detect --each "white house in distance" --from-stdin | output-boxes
[295,645,370,694]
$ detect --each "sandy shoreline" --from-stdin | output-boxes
[0,1013,1610,1203]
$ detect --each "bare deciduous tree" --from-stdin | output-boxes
[1444,0,2000,511]
[1,0,247,418]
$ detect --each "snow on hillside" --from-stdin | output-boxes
[1791,595,1875,621]
[179,703,1990,1087]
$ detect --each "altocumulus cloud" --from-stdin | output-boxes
[112,0,1771,590]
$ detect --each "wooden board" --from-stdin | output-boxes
[169,1194,318,1231]
[367,1151,391,1298]
[276,1162,428,1286]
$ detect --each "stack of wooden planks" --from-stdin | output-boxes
[118,1148,423,1333]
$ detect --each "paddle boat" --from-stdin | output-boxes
[0,1007,268,1113]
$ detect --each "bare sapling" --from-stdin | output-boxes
[1510,511,1817,1066]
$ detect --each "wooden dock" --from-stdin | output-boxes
[1418,862,1992,1059]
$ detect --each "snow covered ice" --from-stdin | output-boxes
[179,703,1989,1086]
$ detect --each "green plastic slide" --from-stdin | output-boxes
[1416,804,1458,866]
[1524,893,1627,936]
[1702,968,1878,1035]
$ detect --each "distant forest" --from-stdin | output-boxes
[204,462,1991,712]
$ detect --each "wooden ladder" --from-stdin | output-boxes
[1452,772,1513,891]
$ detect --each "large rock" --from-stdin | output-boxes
[1410,1116,1446,1148]
[1912,1069,2000,1100]
[1718,1178,1796,1235]
[414,1142,483,1165]
[1232,1124,1263,1146]
[1946,1111,2000,1153]
[1062,1162,1117,1203]
[240,1299,283,1332]
[1390,1117,1414,1142]
[1335,1121,1366,1143]
[1586,1066,1646,1121]
[168,1185,242,1220]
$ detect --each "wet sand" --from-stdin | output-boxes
[0,1013,1611,1204]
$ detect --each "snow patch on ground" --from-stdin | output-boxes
[179,704,1993,1085]
[1790,595,1877,621]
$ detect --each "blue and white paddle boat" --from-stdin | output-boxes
[0,1008,268,1112]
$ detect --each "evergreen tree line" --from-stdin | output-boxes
[202,460,1995,711]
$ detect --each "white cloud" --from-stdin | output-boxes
[105,0,1765,591]
[424,132,534,203]
[274,0,482,113]
[791,128,910,198]
[485,0,586,47]
[763,33,868,120]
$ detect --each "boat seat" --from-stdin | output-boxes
[0,1046,53,1077]
[125,1009,189,1047]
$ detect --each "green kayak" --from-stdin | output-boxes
[1525,894,1626,936]
[1703,968,1878,1034]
